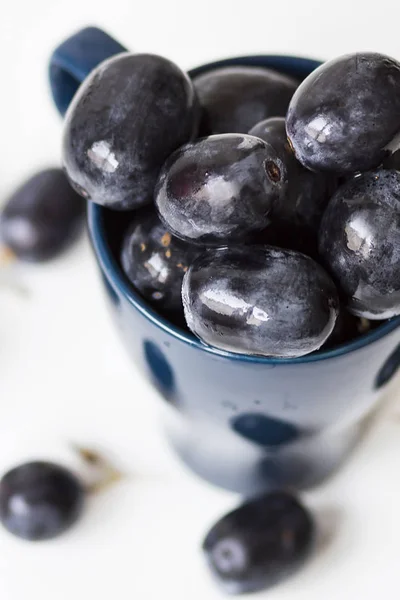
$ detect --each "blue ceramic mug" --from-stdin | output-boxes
[50,28,400,495]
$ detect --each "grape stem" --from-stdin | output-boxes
[73,444,124,494]
[0,246,16,267]
[0,246,30,298]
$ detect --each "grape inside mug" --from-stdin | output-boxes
[50,27,400,494]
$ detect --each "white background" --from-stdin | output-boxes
[1,1,400,598]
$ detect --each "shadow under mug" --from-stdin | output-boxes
[50,28,400,494]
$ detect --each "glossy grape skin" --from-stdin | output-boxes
[0,168,84,262]
[182,246,339,358]
[155,134,284,245]
[287,53,400,174]
[63,53,199,210]
[248,117,336,254]
[120,210,200,313]
[194,66,298,135]
[0,462,84,541]
[203,491,315,595]
[319,170,400,319]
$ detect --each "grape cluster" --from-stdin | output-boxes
[60,50,400,359]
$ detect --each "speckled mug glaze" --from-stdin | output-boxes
[50,29,400,494]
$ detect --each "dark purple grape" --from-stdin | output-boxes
[0,461,84,541]
[287,53,400,174]
[194,66,298,135]
[319,169,400,319]
[203,491,315,595]
[250,116,292,152]
[120,210,200,313]
[182,246,339,358]
[155,134,284,245]
[248,117,336,255]
[63,53,199,210]
[0,168,84,262]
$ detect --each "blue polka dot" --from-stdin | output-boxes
[144,340,175,399]
[232,413,298,447]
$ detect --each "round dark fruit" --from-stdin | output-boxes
[182,246,339,358]
[121,210,200,313]
[0,461,84,541]
[63,53,199,210]
[203,491,315,595]
[194,66,298,135]
[287,53,400,174]
[0,168,84,262]
[249,117,336,254]
[155,134,284,245]
[319,169,400,319]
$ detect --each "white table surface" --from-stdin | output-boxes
[1,1,400,598]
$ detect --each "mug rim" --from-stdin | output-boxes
[87,53,400,365]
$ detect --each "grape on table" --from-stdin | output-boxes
[0,168,84,262]
[203,491,314,595]
[0,461,84,541]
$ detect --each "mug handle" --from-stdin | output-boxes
[49,26,127,117]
